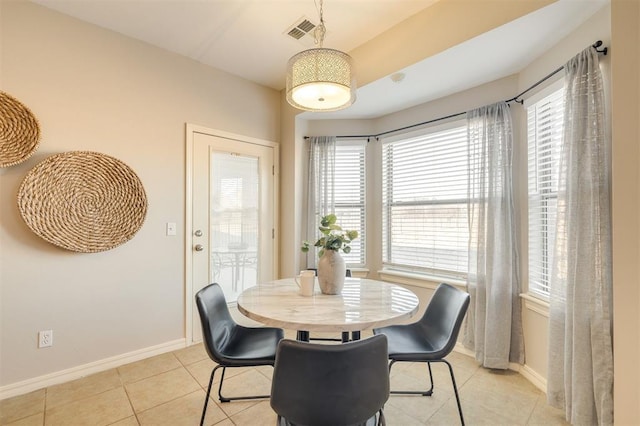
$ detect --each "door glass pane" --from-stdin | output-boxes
[210,152,259,301]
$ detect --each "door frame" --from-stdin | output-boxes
[185,123,279,345]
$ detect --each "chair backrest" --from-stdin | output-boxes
[419,283,470,358]
[195,283,236,364]
[270,335,389,426]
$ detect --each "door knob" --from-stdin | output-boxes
[194,244,204,252]
[194,230,203,237]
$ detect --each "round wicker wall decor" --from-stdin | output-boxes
[18,151,148,253]
[0,92,41,167]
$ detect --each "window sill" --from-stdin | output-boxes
[519,292,550,317]
[377,269,467,290]
[348,268,369,279]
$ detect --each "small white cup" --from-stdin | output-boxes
[295,270,316,297]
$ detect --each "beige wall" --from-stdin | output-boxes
[0,1,280,390]
[350,0,554,87]
[611,0,640,423]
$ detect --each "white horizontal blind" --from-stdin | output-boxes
[382,123,469,278]
[527,87,564,297]
[334,141,366,266]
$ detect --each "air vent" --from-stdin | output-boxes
[297,19,316,33]
[288,27,306,40]
[285,17,317,43]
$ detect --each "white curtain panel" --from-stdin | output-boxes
[547,46,613,425]
[464,101,524,368]
[305,136,336,267]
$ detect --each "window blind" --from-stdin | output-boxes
[334,141,366,266]
[527,87,564,297]
[382,123,468,278]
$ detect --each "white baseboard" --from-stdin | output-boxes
[454,342,475,357]
[453,343,547,394]
[0,338,186,401]
[519,363,547,393]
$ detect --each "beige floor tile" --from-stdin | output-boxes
[108,416,139,426]
[46,369,122,409]
[45,387,133,426]
[117,353,181,384]
[217,399,262,419]
[527,394,570,425]
[458,372,539,425]
[446,351,482,373]
[386,391,452,423]
[173,343,208,366]
[125,368,200,413]
[383,403,427,426]
[211,369,272,418]
[253,365,275,381]
[0,389,45,424]
[217,369,271,401]
[212,419,234,426]
[427,396,512,426]
[137,390,226,426]
[185,359,245,389]
[389,367,454,399]
[228,400,277,426]
[2,412,44,426]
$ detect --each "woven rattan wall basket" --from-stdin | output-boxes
[0,92,41,167]
[18,151,148,253]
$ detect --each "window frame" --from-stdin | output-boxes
[380,119,469,281]
[524,78,565,299]
[334,139,367,267]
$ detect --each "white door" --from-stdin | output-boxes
[188,127,278,343]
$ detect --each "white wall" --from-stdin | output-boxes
[0,1,280,393]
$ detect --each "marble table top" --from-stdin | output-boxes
[237,278,420,332]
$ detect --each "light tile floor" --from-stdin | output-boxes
[0,329,569,426]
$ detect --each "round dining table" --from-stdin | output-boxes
[237,277,419,341]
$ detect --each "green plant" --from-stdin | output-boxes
[301,214,359,257]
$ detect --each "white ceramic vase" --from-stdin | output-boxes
[317,250,346,295]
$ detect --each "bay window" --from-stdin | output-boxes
[381,122,469,279]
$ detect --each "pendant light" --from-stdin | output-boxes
[286,0,356,112]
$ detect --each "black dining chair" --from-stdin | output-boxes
[373,283,470,425]
[195,283,284,425]
[270,334,390,426]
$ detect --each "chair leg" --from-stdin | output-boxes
[440,359,464,425]
[200,365,218,426]
[216,365,272,403]
[388,360,434,396]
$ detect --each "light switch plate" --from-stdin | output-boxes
[166,222,177,236]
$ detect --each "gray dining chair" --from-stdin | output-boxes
[270,334,389,426]
[195,283,284,425]
[373,283,470,425]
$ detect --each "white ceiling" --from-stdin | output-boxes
[31,0,607,120]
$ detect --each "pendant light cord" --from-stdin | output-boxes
[314,0,326,47]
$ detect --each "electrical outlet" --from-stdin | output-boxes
[38,330,53,348]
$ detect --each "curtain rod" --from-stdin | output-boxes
[304,40,607,142]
